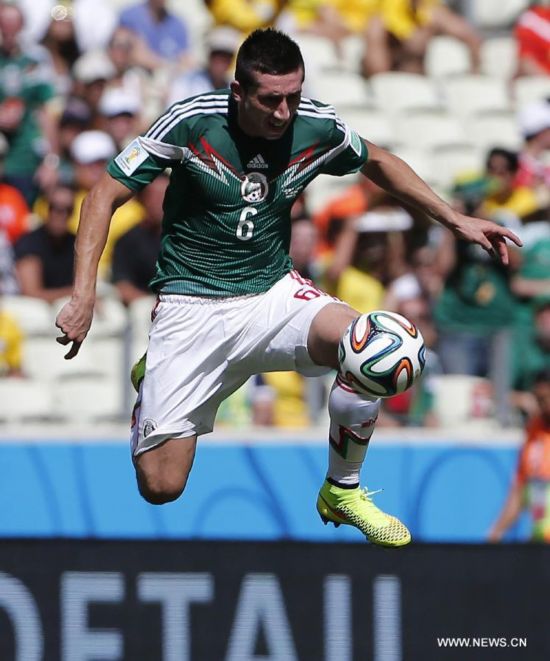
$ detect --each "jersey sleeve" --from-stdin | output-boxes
[107,110,188,191]
[320,118,369,177]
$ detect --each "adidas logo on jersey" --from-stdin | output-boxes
[246,154,268,169]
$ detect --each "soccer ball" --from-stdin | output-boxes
[338,310,426,398]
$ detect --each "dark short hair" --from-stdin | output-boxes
[235,28,304,90]
[486,147,519,173]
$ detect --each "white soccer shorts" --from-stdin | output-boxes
[131,271,345,455]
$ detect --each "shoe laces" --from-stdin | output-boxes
[354,487,388,526]
[360,487,383,500]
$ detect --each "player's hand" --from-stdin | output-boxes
[450,214,522,265]
[55,296,94,359]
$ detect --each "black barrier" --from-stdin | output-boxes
[0,540,547,661]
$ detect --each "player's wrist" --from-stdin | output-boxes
[71,290,96,307]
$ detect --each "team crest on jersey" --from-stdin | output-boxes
[241,172,269,204]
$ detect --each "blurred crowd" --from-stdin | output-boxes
[2,0,550,431]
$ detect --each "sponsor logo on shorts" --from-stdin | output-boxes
[241,172,268,203]
[115,138,149,175]
[143,418,157,438]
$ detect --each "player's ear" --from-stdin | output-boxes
[231,80,244,102]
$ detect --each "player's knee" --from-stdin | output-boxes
[136,467,187,505]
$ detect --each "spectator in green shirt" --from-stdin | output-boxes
[0,3,58,204]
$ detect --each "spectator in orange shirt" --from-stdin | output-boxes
[489,369,550,542]
[0,132,29,245]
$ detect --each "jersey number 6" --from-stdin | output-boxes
[236,206,257,241]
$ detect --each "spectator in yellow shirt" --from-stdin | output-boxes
[0,308,23,376]
[205,0,288,34]
[364,0,481,76]
[480,148,539,222]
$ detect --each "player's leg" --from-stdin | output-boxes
[128,294,237,505]
[308,303,411,547]
[134,435,197,505]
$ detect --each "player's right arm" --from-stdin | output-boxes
[55,173,134,359]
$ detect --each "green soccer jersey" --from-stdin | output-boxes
[0,51,55,177]
[107,89,368,296]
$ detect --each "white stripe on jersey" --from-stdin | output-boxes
[147,95,228,136]
[299,98,337,115]
[148,102,229,141]
[138,107,230,162]
[147,96,228,140]
[156,106,229,142]
[518,11,550,40]
[297,109,342,122]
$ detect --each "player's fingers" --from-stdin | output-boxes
[64,341,82,360]
[491,236,509,265]
[498,227,523,247]
[477,234,494,255]
[56,335,71,345]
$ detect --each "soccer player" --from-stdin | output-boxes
[55,29,520,547]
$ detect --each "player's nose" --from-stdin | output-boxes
[274,99,290,121]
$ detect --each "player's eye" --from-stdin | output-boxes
[258,95,280,107]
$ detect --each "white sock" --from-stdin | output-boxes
[327,375,380,487]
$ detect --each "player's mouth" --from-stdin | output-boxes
[267,118,288,134]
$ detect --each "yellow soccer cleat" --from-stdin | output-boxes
[130,353,147,392]
[317,480,411,547]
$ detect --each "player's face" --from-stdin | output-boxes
[232,68,304,140]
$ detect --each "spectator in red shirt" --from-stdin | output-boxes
[515,3,550,76]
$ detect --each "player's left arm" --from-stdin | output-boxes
[360,140,522,264]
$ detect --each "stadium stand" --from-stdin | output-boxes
[309,70,372,112]
[338,34,366,74]
[440,74,511,117]
[1,296,53,336]
[469,0,530,29]
[0,379,53,422]
[128,294,155,358]
[480,36,517,79]
[52,375,125,422]
[513,75,550,109]
[465,110,523,151]
[429,144,485,189]
[393,110,468,150]
[369,72,442,114]
[337,108,394,147]
[425,35,471,79]
[432,374,496,429]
